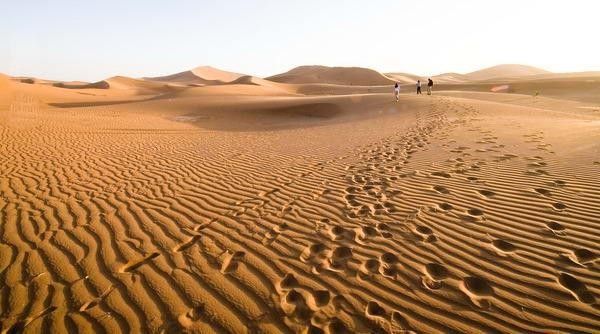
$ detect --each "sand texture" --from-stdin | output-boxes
[1,67,599,333]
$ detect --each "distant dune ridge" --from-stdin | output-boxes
[266,65,396,85]
[4,63,579,92]
[1,61,600,333]
[385,65,551,84]
[463,64,551,81]
[145,65,246,85]
[4,63,600,103]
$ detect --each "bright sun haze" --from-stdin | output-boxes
[1,0,598,81]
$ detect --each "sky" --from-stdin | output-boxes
[1,0,599,82]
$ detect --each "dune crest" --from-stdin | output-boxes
[145,65,246,85]
[267,65,395,85]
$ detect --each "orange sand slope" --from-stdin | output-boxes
[1,70,599,334]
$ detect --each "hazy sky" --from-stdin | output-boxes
[2,0,598,81]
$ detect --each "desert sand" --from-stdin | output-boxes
[1,65,599,333]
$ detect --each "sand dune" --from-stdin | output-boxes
[1,68,599,334]
[227,75,282,87]
[267,65,395,86]
[53,81,110,89]
[464,64,550,81]
[432,74,600,104]
[432,72,471,84]
[102,76,185,95]
[387,65,550,86]
[146,65,246,85]
[384,73,422,84]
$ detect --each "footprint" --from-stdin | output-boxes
[120,252,160,273]
[303,325,324,334]
[490,239,516,255]
[415,225,432,235]
[376,223,393,239]
[390,311,414,333]
[264,224,286,244]
[281,289,311,321]
[365,301,386,319]
[382,202,395,213]
[460,276,494,309]
[557,273,596,304]
[220,251,245,274]
[360,258,381,276]
[355,225,378,244]
[345,186,359,193]
[79,286,114,311]
[278,273,299,292]
[326,318,349,333]
[422,263,449,290]
[173,235,202,253]
[431,171,452,178]
[415,225,437,242]
[328,225,347,241]
[300,243,328,263]
[546,221,566,235]
[563,248,597,266]
[551,202,567,211]
[467,208,484,217]
[343,193,356,202]
[552,180,566,187]
[437,202,453,211]
[379,252,399,278]
[308,290,331,309]
[380,252,398,265]
[327,247,353,272]
[477,190,495,198]
[432,185,450,194]
[534,188,551,196]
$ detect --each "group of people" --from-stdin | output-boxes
[394,78,434,101]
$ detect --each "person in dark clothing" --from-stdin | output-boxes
[427,78,434,95]
[416,80,422,95]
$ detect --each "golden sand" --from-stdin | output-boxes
[1,67,599,333]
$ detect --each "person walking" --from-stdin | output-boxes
[394,82,400,101]
[427,78,434,95]
[416,80,422,95]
